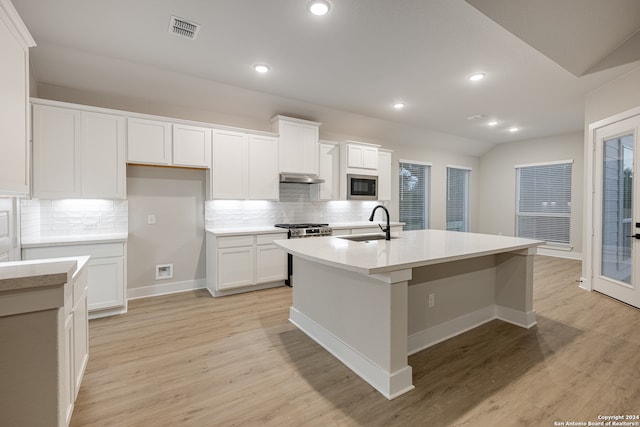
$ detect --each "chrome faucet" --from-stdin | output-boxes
[369,205,391,240]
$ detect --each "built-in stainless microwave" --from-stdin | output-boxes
[347,174,378,200]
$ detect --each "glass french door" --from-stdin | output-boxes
[593,115,640,308]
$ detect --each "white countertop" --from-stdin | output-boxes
[0,255,90,292]
[328,222,404,229]
[206,222,404,236]
[274,229,543,275]
[206,226,286,236]
[21,233,128,248]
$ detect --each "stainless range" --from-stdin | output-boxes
[274,223,333,286]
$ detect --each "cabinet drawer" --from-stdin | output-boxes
[23,242,124,260]
[256,233,287,245]
[217,235,254,248]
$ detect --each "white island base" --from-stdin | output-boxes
[276,230,541,399]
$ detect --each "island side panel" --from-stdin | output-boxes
[494,248,536,328]
[0,308,61,426]
[407,255,498,354]
[289,256,414,399]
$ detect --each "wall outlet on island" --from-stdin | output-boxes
[428,293,435,308]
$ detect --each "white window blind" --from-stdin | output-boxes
[446,167,470,231]
[515,161,572,245]
[399,161,430,230]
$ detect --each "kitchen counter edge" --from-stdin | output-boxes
[21,233,129,248]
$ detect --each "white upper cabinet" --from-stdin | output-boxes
[32,103,126,199]
[210,129,248,199]
[346,143,378,170]
[128,119,211,168]
[81,112,126,198]
[32,105,82,198]
[313,141,340,201]
[127,118,172,165]
[272,115,320,175]
[377,150,392,201]
[172,124,211,168]
[248,135,279,200]
[0,1,35,197]
[210,130,279,200]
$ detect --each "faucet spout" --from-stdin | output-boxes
[369,205,391,240]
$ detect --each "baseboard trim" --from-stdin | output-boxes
[537,248,583,261]
[290,307,414,400]
[408,305,496,355]
[207,281,285,297]
[496,305,537,329]
[127,279,206,300]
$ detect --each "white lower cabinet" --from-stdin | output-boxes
[57,258,89,425]
[217,246,255,290]
[22,242,127,318]
[207,232,287,296]
[256,234,288,283]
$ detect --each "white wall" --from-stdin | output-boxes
[585,65,640,126]
[478,132,584,258]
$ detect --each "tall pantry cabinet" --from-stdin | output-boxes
[0,0,35,196]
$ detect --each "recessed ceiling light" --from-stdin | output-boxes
[393,102,405,109]
[509,127,519,132]
[468,72,486,81]
[308,0,331,16]
[254,64,270,73]
[488,120,499,126]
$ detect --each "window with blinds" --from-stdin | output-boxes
[446,167,470,232]
[399,161,430,230]
[515,161,572,245]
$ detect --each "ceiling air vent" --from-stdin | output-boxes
[169,16,200,40]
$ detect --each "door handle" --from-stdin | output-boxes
[629,234,640,239]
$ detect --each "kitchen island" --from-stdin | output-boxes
[274,229,542,399]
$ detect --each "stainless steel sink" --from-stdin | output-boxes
[337,234,399,242]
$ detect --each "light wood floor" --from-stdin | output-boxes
[70,256,640,426]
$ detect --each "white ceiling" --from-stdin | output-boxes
[12,0,640,154]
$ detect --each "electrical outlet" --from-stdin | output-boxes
[428,293,435,308]
[148,214,156,225]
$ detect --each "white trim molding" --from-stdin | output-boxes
[127,278,206,300]
[514,159,573,169]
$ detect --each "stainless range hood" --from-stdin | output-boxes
[279,173,325,184]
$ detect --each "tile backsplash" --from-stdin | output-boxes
[205,183,387,228]
[20,184,386,238]
[20,199,128,239]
